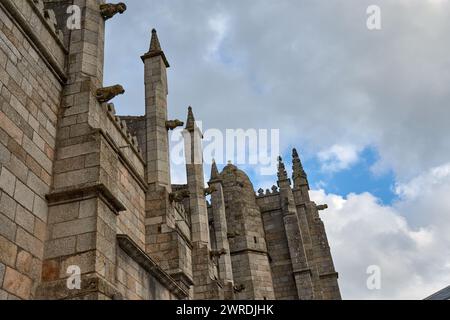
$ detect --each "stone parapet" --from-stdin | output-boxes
[0,0,67,82]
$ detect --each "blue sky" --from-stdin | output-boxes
[104,0,450,299]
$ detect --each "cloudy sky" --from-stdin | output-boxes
[104,0,450,299]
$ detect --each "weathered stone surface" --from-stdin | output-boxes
[0,2,340,301]
[0,167,15,196]
[0,235,17,267]
[3,267,32,300]
[0,263,5,286]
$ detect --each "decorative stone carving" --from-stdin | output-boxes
[100,3,127,20]
[96,85,125,103]
[204,185,217,196]
[169,189,190,203]
[271,185,279,193]
[233,284,246,293]
[166,119,184,130]
[317,204,329,211]
[210,248,227,259]
[227,231,241,239]
[257,188,264,196]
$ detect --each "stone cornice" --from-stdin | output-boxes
[116,234,190,299]
[0,0,68,83]
[230,248,269,257]
[46,183,127,214]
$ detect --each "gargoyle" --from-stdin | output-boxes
[96,85,125,103]
[210,248,227,259]
[100,3,127,20]
[227,231,241,239]
[233,284,246,293]
[317,204,329,211]
[204,185,217,196]
[169,189,190,203]
[166,120,184,131]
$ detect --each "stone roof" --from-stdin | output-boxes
[425,286,450,300]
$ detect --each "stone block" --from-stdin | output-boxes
[76,232,96,253]
[3,267,32,300]
[15,205,35,234]
[0,111,23,144]
[0,191,16,221]
[15,228,43,258]
[79,198,97,219]
[45,236,77,259]
[33,195,48,223]
[7,154,28,183]
[0,167,15,197]
[0,212,16,242]
[27,171,49,196]
[34,217,46,242]
[48,202,80,224]
[14,180,34,212]
[15,250,32,275]
[0,235,17,267]
[51,216,97,239]
[0,263,5,286]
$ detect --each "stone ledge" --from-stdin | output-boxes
[36,273,122,300]
[46,183,127,214]
[293,268,313,277]
[116,234,190,300]
[319,272,339,279]
[230,248,269,256]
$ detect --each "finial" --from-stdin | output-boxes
[210,159,220,181]
[141,28,170,67]
[292,147,309,187]
[185,106,196,131]
[277,156,288,181]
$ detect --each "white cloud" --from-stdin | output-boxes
[311,162,450,300]
[318,144,361,173]
[103,0,450,300]
[206,14,230,62]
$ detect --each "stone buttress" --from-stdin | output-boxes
[141,29,194,294]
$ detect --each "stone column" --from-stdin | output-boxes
[277,157,314,300]
[141,29,171,191]
[142,30,194,293]
[291,149,323,298]
[208,161,234,299]
[291,149,341,300]
[184,107,222,300]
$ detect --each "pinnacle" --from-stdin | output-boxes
[292,147,309,185]
[149,28,162,53]
[186,106,196,131]
[277,156,288,181]
[210,159,220,181]
[141,28,170,67]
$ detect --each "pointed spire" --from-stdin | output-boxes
[141,28,170,67]
[149,29,162,53]
[210,159,221,182]
[277,156,288,181]
[186,106,196,131]
[292,148,309,187]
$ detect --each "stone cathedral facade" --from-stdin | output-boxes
[0,0,341,300]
